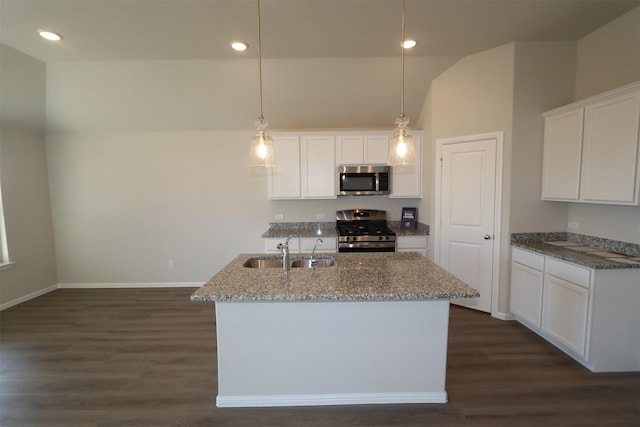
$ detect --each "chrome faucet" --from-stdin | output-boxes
[310,238,323,266]
[277,236,292,272]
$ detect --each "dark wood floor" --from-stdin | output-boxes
[1,288,638,427]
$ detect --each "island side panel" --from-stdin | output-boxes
[215,300,450,407]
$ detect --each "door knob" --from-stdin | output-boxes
[483,234,492,240]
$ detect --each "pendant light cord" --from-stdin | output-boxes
[400,0,406,119]
[257,0,264,120]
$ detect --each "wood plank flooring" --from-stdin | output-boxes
[1,288,638,427]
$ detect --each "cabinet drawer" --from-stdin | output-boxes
[545,258,591,289]
[300,237,337,252]
[264,237,300,253]
[512,247,544,271]
[397,236,429,250]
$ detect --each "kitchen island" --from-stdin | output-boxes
[191,252,479,408]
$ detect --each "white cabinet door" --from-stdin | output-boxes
[396,235,428,257]
[335,135,364,165]
[542,263,590,357]
[541,108,584,201]
[541,83,640,205]
[264,237,300,253]
[300,237,337,253]
[301,135,336,199]
[335,134,389,165]
[510,248,545,329]
[268,136,301,199]
[580,90,640,204]
[364,135,389,164]
[390,134,422,198]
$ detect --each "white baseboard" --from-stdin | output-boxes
[492,311,515,321]
[1,282,201,311]
[216,392,448,408]
[57,282,201,289]
[0,284,58,311]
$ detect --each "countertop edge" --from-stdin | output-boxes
[511,240,640,270]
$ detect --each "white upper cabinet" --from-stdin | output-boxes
[269,130,422,199]
[580,89,640,204]
[335,133,389,165]
[541,108,584,200]
[301,135,336,199]
[268,135,301,199]
[541,82,640,205]
[268,134,336,200]
[390,133,423,198]
[364,134,390,164]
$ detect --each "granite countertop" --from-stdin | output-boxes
[261,221,429,238]
[190,252,477,303]
[512,232,640,269]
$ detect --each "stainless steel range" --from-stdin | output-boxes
[336,209,396,252]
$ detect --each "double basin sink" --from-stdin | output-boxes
[243,256,335,269]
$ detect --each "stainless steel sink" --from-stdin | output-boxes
[242,257,283,268]
[291,257,335,268]
[242,256,335,269]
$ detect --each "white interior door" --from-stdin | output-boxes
[438,137,498,313]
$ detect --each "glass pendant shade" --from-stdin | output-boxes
[249,116,275,168]
[389,0,416,167]
[248,0,274,168]
[389,114,416,165]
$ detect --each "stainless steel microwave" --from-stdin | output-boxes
[338,165,390,196]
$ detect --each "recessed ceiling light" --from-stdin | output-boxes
[38,29,62,41]
[402,39,417,49]
[231,41,248,52]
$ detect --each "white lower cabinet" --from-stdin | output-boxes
[300,237,337,253]
[510,248,544,329]
[265,237,337,254]
[541,260,589,357]
[396,235,429,257]
[264,237,301,254]
[510,246,640,372]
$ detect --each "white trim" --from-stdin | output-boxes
[0,284,57,311]
[0,261,15,271]
[434,131,504,318]
[57,282,201,289]
[493,312,515,321]
[216,392,448,408]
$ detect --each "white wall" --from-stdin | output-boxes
[510,42,576,233]
[0,45,57,307]
[45,57,458,133]
[420,41,585,316]
[424,43,515,315]
[45,130,416,284]
[41,56,457,285]
[569,7,640,243]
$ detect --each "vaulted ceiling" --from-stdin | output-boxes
[1,0,638,132]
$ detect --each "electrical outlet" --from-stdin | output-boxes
[568,221,579,230]
[168,259,174,268]
[275,213,284,220]
[317,213,326,220]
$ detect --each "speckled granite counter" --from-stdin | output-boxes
[512,232,640,269]
[191,252,476,303]
[260,221,429,238]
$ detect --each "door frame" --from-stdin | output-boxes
[434,131,504,316]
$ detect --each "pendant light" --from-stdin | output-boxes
[388,0,416,166]
[249,0,275,168]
